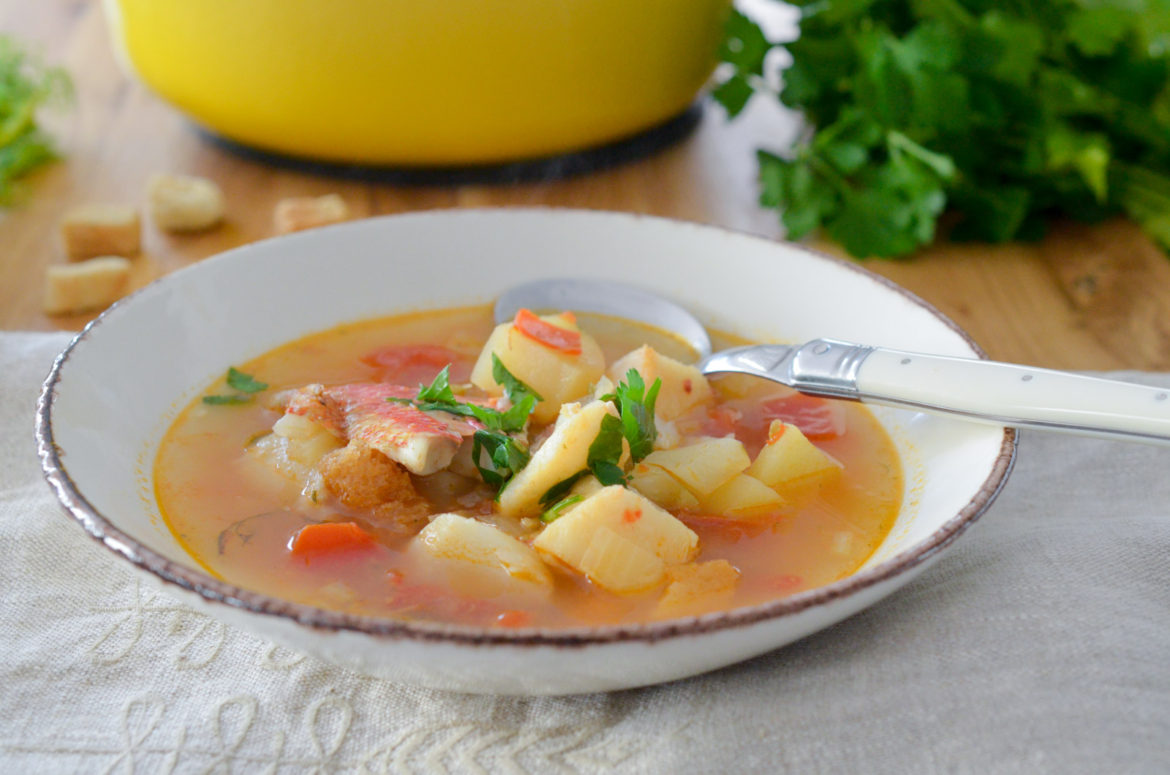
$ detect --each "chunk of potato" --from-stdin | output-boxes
[534,485,698,593]
[470,313,605,424]
[498,400,618,518]
[628,463,700,511]
[642,437,751,496]
[654,559,741,618]
[416,513,553,596]
[699,473,787,520]
[272,412,344,468]
[608,345,712,421]
[747,420,843,492]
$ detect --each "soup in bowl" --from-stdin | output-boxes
[38,209,1015,694]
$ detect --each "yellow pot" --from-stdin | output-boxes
[104,0,731,166]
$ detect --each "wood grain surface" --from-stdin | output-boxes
[3,0,1167,370]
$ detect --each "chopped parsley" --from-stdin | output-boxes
[540,494,584,524]
[389,357,541,490]
[203,367,268,406]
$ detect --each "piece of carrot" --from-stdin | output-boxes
[513,309,582,355]
[290,521,376,558]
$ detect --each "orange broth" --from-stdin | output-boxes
[155,305,902,628]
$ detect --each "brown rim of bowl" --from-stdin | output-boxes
[35,208,1018,648]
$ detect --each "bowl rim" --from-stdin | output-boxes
[36,207,1018,648]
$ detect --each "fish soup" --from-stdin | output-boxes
[155,305,902,628]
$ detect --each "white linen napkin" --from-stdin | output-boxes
[2,332,1167,774]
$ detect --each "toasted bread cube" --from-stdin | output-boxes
[608,345,712,421]
[699,473,786,519]
[148,174,225,232]
[654,559,740,617]
[60,204,141,260]
[416,514,553,596]
[641,437,751,497]
[534,485,698,593]
[273,193,349,234]
[628,462,700,511]
[498,400,617,518]
[470,313,606,424]
[43,256,132,315]
[747,421,843,492]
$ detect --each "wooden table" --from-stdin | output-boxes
[5,0,1170,371]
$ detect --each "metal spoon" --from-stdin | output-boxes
[495,277,1170,446]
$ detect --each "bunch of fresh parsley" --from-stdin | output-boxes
[0,35,71,204]
[715,0,1170,258]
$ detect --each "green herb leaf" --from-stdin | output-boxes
[492,354,543,404]
[587,413,627,485]
[540,494,584,524]
[226,367,268,394]
[539,472,590,508]
[472,430,530,490]
[0,35,72,205]
[721,0,1170,258]
[202,394,253,406]
[600,369,661,465]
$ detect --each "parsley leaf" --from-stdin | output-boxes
[0,35,71,205]
[471,430,530,490]
[716,0,1170,257]
[600,369,661,465]
[540,494,584,524]
[492,354,543,404]
[587,414,627,486]
[226,367,268,394]
[201,394,253,406]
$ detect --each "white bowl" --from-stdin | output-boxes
[37,209,1015,695]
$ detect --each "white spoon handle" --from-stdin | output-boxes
[855,346,1170,443]
[704,339,1170,445]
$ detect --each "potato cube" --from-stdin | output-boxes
[608,345,712,421]
[273,193,349,234]
[641,437,751,496]
[470,313,605,424]
[498,400,617,518]
[654,559,740,617]
[699,473,786,519]
[148,173,225,232]
[60,204,141,260]
[747,421,843,492]
[416,513,553,596]
[628,463,699,511]
[577,526,665,594]
[272,412,344,467]
[534,485,698,593]
[43,256,132,315]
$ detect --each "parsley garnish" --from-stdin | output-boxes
[536,368,661,504]
[540,494,584,524]
[0,35,72,205]
[389,358,541,490]
[203,367,268,406]
[226,367,268,394]
[600,369,661,465]
[714,2,1170,258]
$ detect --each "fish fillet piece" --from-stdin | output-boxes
[279,383,483,475]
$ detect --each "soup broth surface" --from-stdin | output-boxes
[156,306,902,628]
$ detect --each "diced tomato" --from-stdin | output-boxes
[495,610,532,628]
[290,521,376,559]
[699,405,740,438]
[760,393,846,439]
[513,308,582,355]
[677,512,778,542]
[360,344,469,384]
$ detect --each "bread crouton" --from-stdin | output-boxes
[318,441,430,532]
[273,194,349,234]
[148,174,225,232]
[43,256,132,315]
[60,204,141,260]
